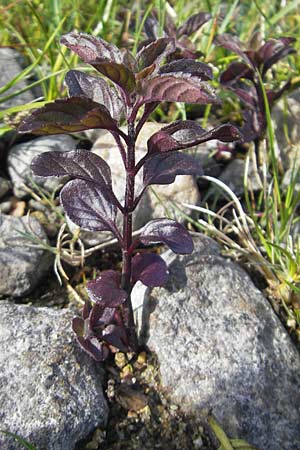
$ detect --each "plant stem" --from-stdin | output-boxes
[122,120,138,350]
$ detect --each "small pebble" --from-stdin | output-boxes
[115,352,127,369]
[193,436,203,449]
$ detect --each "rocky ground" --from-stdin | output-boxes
[1,47,300,450]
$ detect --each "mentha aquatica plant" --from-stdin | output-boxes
[18,31,242,360]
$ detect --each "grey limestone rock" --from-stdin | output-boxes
[216,157,262,197]
[273,91,300,163]
[8,134,77,198]
[0,48,35,110]
[135,235,300,450]
[273,92,300,190]
[0,303,108,450]
[0,213,51,297]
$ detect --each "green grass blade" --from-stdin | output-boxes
[0,430,38,450]
[270,0,300,25]
[0,101,49,120]
[0,16,66,97]
[208,415,235,450]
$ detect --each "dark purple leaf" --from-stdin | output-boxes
[88,302,111,329]
[240,109,265,142]
[31,150,119,209]
[267,79,291,104]
[177,12,211,37]
[61,32,122,64]
[228,84,257,108]
[259,38,296,77]
[132,252,168,287]
[140,74,219,104]
[31,150,112,188]
[87,270,127,307]
[18,97,119,135]
[143,152,203,187]
[121,49,138,71]
[102,324,129,352]
[147,120,242,153]
[220,62,254,85]
[144,15,160,40]
[77,336,109,361]
[72,317,85,336]
[60,179,118,233]
[140,218,193,254]
[65,70,124,120]
[159,59,213,80]
[136,64,156,82]
[136,38,176,70]
[214,34,253,67]
[137,38,156,53]
[82,300,92,320]
[90,60,136,94]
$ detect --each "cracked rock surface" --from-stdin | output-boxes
[0,213,52,298]
[137,235,300,450]
[0,303,108,450]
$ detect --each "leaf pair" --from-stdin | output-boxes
[32,150,120,236]
[18,31,221,138]
[130,218,194,288]
[143,10,211,60]
[63,33,219,106]
[72,282,129,361]
[134,120,241,200]
[215,34,295,142]
[215,34,295,79]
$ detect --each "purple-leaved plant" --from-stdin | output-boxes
[141,10,212,61]
[215,34,296,144]
[18,32,242,360]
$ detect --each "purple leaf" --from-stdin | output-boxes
[220,62,254,85]
[61,32,122,64]
[31,149,112,186]
[136,38,176,70]
[18,97,119,135]
[214,34,254,67]
[60,179,118,233]
[132,252,168,287]
[143,152,203,187]
[77,336,109,361]
[121,49,138,71]
[82,300,92,320]
[86,270,127,307]
[147,120,242,153]
[140,219,194,254]
[91,305,116,328]
[259,38,296,76]
[72,317,85,336]
[140,74,219,104]
[90,60,136,94]
[65,70,124,120]
[159,59,212,80]
[144,15,160,40]
[267,80,291,104]
[102,324,129,352]
[177,12,211,37]
[228,84,257,108]
[31,150,119,209]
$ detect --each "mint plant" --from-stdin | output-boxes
[215,34,295,143]
[141,10,211,60]
[18,32,241,360]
